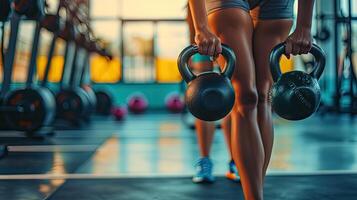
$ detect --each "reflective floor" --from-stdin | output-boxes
[0,112,356,199]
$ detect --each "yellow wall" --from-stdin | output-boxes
[37,56,64,82]
[156,58,182,83]
[90,56,121,83]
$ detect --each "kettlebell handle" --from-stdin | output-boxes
[177,44,236,83]
[269,43,326,82]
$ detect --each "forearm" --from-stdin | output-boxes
[188,0,209,32]
[296,0,315,30]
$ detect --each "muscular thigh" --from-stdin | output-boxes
[253,19,293,99]
[207,8,257,99]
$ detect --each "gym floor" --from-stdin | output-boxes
[0,113,356,200]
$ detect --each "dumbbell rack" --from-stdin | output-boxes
[0,0,56,136]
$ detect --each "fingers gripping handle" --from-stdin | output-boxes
[177,44,236,83]
[269,43,326,82]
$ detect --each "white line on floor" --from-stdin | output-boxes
[7,145,98,152]
[0,170,357,180]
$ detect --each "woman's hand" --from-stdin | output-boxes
[195,27,222,58]
[285,27,312,58]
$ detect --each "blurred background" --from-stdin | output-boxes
[0,1,356,199]
[0,0,354,110]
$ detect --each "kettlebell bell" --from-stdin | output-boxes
[178,44,236,121]
[270,43,326,120]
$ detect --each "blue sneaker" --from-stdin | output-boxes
[192,157,215,183]
[226,160,240,182]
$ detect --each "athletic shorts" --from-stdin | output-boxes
[206,0,295,19]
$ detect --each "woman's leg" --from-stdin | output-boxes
[253,18,293,177]
[209,8,264,200]
[190,60,216,183]
[221,115,240,181]
[195,119,215,157]
[221,115,232,159]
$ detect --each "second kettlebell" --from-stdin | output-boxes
[269,42,326,120]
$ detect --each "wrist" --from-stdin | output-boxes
[296,22,312,31]
[195,25,210,33]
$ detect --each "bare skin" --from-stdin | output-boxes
[209,9,264,199]
[251,9,293,177]
[188,0,315,199]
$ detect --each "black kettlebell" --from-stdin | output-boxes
[269,43,326,120]
[178,44,236,121]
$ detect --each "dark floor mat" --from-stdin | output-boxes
[0,179,60,200]
[0,151,94,174]
[0,136,109,146]
[48,174,357,200]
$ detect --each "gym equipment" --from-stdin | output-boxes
[314,27,330,42]
[165,92,184,113]
[82,84,97,114]
[85,37,113,116]
[178,44,236,121]
[0,1,10,129]
[0,0,11,22]
[56,22,91,124]
[13,0,45,20]
[1,1,56,132]
[269,43,326,120]
[77,27,113,116]
[95,91,113,115]
[0,145,7,158]
[3,88,55,131]
[77,33,97,117]
[313,0,357,116]
[112,106,127,121]
[81,34,113,115]
[128,93,148,114]
[40,2,63,89]
[56,2,107,122]
[56,88,90,124]
[314,13,330,42]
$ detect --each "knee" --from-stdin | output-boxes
[257,90,271,105]
[235,90,258,112]
[257,84,272,105]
